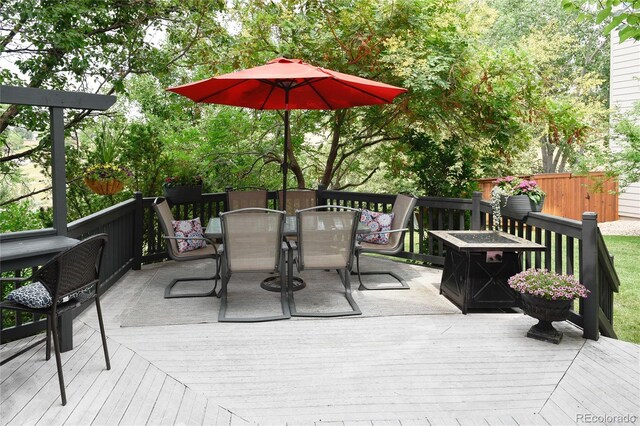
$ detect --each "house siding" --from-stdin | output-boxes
[610,31,640,219]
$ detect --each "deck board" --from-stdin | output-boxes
[1,259,639,425]
[117,363,167,426]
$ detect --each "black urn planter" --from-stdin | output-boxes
[163,184,203,204]
[521,293,572,344]
[500,195,545,220]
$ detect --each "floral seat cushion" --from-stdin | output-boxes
[6,282,53,309]
[359,209,395,245]
[171,217,208,253]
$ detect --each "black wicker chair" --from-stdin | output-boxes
[0,234,111,406]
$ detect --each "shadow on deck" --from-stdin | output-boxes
[2,256,639,425]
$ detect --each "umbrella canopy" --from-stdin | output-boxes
[166,57,407,209]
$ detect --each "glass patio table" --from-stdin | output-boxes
[205,215,371,239]
[429,230,545,314]
[205,216,371,291]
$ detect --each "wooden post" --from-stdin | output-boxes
[317,184,327,206]
[133,192,143,270]
[50,107,67,236]
[471,191,482,231]
[582,212,599,340]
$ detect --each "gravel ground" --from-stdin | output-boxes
[598,220,640,236]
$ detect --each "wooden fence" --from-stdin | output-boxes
[477,172,619,222]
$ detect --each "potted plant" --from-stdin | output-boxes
[508,268,589,344]
[83,163,132,195]
[490,176,546,226]
[162,174,204,204]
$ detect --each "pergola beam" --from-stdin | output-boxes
[0,85,117,236]
[0,85,116,110]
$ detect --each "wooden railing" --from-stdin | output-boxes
[1,189,620,343]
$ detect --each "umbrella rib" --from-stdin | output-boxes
[331,79,398,104]
[305,81,335,109]
[195,80,248,103]
[259,83,278,110]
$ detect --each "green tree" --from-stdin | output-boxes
[562,0,640,42]
[0,0,224,196]
[393,131,479,197]
[474,0,610,176]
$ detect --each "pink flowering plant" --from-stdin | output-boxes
[508,268,589,301]
[162,174,203,188]
[493,176,545,204]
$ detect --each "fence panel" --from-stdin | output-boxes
[477,172,619,222]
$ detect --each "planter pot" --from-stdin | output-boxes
[521,293,572,344]
[84,178,124,195]
[163,184,203,204]
[500,195,544,220]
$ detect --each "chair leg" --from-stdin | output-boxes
[340,269,362,316]
[95,294,110,370]
[290,268,361,318]
[164,275,219,299]
[218,259,291,323]
[46,316,52,361]
[51,313,67,406]
[215,257,222,298]
[355,252,410,290]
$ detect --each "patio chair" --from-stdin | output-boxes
[278,189,316,215]
[288,205,362,317]
[226,189,268,210]
[218,208,290,322]
[354,194,417,290]
[0,234,110,406]
[153,198,220,299]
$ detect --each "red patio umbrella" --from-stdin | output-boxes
[166,57,406,209]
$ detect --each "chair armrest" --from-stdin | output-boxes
[162,235,218,254]
[0,276,31,283]
[364,228,408,236]
[163,235,214,243]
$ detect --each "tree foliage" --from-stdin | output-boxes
[562,0,640,42]
[0,0,615,227]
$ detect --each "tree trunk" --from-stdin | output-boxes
[321,110,346,188]
[286,133,305,189]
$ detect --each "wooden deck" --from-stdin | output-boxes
[1,257,639,425]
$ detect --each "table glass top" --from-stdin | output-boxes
[452,232,516,244]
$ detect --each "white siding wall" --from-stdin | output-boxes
[610,32,640,219]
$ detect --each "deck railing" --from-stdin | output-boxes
[319,188,619,340]
[1,189,619,343]
[1,199,136,343]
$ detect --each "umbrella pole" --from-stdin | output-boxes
[282,94,290,212]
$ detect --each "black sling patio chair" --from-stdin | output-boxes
[226,189,268,210]
[153,198,220,298]
[354,194,418,290]
[287,205,362,317]
[0,234,110,406]
[278,189,317,215]
[218,208,290,322]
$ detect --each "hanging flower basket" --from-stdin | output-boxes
[500,194,545,220]
[163,184,203,204]
[490,176,546,228]
[84,178,124,195]
[162,174,204,204]
[83,163,131,196]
